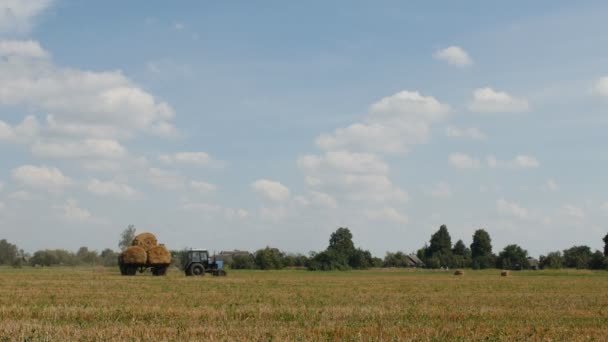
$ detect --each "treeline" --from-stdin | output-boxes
[1,225,607,271]
[413,225,608,270]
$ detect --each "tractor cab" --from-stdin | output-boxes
[184,249,226,276]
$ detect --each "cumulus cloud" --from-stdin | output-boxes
[592,77,608,97]
[55,198,91,222]
[190,180,217,194]
[316,91,450,155]
[0,0,53,34]
[181,202,249,220]
[497,199,528,219]
[298,150,407,203]
[0,40,177,139]
[87,179,138,199]
[251,179,290,202]
[8,190,36,201]
[365,207,409,224]
[31,139,127,159]
[159,152,219,167]
[12,165,72,189]
[0,115,40,143]
[448,153,481,169]
[428,182,452,199]
[545,179,559,192]
[469,87,529,113]
[296,191,338,209]
[445,126,487,140]
[433,46,472,67]
[561,204,585,219]
[487,155,540,169]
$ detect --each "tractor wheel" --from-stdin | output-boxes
[152,266,168,276]
[119,263,127,275]
[189,264,205,276]
[218,270,227,276]
[124,265,137,276]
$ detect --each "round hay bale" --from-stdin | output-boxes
[121,246,147,265]
[131,232,158,252]
[147,245,171,265]
[454,270,464,276]
[501,271,510,277]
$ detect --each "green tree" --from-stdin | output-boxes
[603,233,608,257]
[231,254,256,269]
[254,247,285,270]
[452,240,472,268]
[428,225,452,256]
[118,224,136,251]
[470,229,494,269]
[496,244,529,270]
[328,227,355,256]
[589,250,608,270]
[100,248,118,267]
[539,251,563,269]
[383,252,410,267]
[76,246,99,265]
[0,239,18,265]
[563,246,593,269]
[308,227,375,271]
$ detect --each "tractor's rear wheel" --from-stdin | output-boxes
[189,264,205,276]
[124,265,137,276]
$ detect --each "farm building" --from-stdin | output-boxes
[527,257,540,270]
[406,254,426,268]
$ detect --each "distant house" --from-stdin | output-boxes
[527,257,540,270]
[216,250,250,264]
[406,254,426,268]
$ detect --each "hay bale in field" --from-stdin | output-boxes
[121,246,147,264]
[131,232,158,252]
[147,245,171,265]
[454,270,464,276]
[501,271,510,277]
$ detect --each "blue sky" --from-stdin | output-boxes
[1,0,607,257]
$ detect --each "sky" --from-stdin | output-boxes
[1,0,607,257]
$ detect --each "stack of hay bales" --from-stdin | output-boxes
[120,232,171,266]
[121,246,147,264]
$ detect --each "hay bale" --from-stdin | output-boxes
[147,245,171,265]
[121,246,147,264]
[131,232,158,252]
[454,270,464,276]
[501,271,510,277]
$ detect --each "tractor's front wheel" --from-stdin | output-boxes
[189,264,205,276]
[152,265,168,276]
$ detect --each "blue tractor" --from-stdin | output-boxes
[183,249,226,276]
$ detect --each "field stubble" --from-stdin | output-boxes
[0,267,607,341]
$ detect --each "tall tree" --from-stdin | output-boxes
[470,229,494,269]
[328,227,355,256]
[428,225,452,256]
[0,239,18,265]
[118,224,136,250]
[603,233,608,257]
[496,244,529,270]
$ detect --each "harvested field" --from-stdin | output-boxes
[0,268,607,341]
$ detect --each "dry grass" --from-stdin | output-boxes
[0,267,607,341]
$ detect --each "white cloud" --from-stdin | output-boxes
[159,152,218,166]
[252,179,290,202]
[0,0,53,33]
[366,207,409,224]
[7,190,36,201]
[487,155,540,169]
[546,179,559,192]
[55,198,91,222]
[428,182,452,199]
[561,204,585,219]
[87,179,138,199]
[0,40,177,139]
[181,202,248,219]
[316,91,450,154]
[433,46,472,67]
[0,115,40,143]
[308,191,338,209]
[469,87,529,113]
[146,168,184,191]
[31,139,127,159]
[298,151,407,203]
[497,199,528,219]
[592,77,608,97]
[448,153,481,169]
[12,165,72,189]
[445,126,487,140]
[190,181,217,194]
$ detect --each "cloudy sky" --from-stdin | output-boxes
[1,0,607,257]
